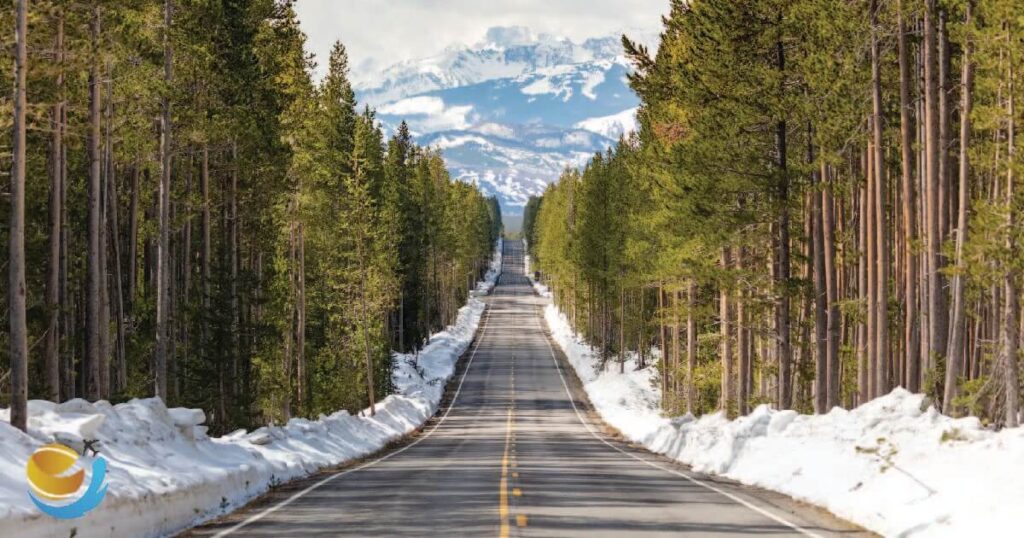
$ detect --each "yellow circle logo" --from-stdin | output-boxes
[26,444,85,501]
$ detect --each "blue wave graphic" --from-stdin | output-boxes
[29,457,108,520]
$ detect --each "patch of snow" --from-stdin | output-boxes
[536,285,1024,537]
[581,69,606,100]
[0,243,503,538]
[574,108,638,139]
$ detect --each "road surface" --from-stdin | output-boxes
[189,240,866,537]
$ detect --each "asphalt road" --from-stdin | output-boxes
[188,240,868,537]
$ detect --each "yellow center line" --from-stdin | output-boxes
[499,406,514,538]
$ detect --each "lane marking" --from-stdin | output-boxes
[499,407,514,538]
[534,313,823,538]
[516,514,529,527]
[512,487,522,497]
[210,304,496,537]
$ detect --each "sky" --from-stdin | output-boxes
[293,0,669,84]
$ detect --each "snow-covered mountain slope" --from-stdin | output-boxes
[359,26,644,215]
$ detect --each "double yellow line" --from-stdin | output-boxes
[499,407,514,537]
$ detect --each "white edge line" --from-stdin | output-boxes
[211,303,495,537]
[535,311,824,538]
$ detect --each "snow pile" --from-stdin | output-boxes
[574,107,639,139]
[0,244,501,538]
[542,301,1024,537]
[472,238,502,296]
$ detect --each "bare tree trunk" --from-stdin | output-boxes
[871,0,890,398]
[154,0,174,400]
[945,1,973,413]
[938,11,951,242]
[128,166,139,305]
[867,142,878,399]
[659,283,668,408]
[737,247,750,415]
[297,223,306,412]
[60,137,71,400]
[720,248,733,413]
[812,154,828,413]
[1004,55,1020,428]
[8,0,30,430]
[686,281,697,413]
[230,142,240,397]
[776,45,792,409]
[44,9,65,402]
[924,0,948,381]
[897,1,921,393]
[857,184,869,404]
[823,164,840,408]
[87,7,103,401]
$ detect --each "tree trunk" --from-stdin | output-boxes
[686,281,697,413]
[720,248,733,413]
[128,166,139,305]
[945,1,973,413]
[8,0,30,431]
[857,184,869,404]
[812,154,828,414]
[737,247,750,415]
[154,0,173,400]
[776,39,792,409]
[871,0,890,398]
[823,164,840,409]
[659,282,667,408]
[231,142,240,397]
[297,223,306,412]
[924,0,948,381]
[87,7,103,401]
[1004,54,1020,428]
[44,9,65,402]
[897,0,921,393]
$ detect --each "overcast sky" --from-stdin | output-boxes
[293,0,669,83]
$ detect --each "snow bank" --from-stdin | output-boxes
[0,243,502,538]
[541,300,1024,537]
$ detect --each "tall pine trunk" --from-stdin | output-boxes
[812,154,828,413]
[44,10,65,402]
[871,0,890,397]
[720,248,732,413]
[1003,53,1020,428]
[154,0,174,400]
[945,1,973,413]
[897,1,921,393]
[823,164,840,408]
[8,0,30,431]
[924,0,948,381]
[86,7,103,401]
[776,39,793,409]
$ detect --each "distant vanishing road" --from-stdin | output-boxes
[189,240,867,537]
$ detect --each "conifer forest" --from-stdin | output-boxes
[1,0,501,434]
[524,0,1024,425]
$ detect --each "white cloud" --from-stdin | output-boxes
[293,0,667,83]
[379,96,475,133]
[378,96,447,116]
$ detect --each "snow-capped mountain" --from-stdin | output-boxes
[357,26,646,215]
